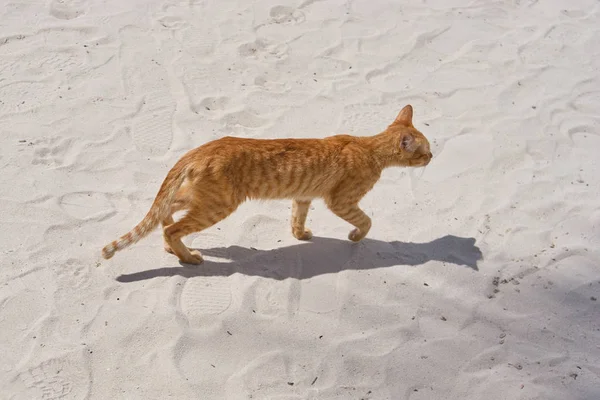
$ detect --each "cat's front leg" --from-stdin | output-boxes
[326,199,371,242]
[291,199,313,240]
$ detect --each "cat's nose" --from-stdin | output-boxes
[424,152,433,165]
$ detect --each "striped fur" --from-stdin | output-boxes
[101,162,187,259]
[101,105,433,265]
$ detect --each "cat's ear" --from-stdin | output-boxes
[401,133,417,151]
[394,105,413,126]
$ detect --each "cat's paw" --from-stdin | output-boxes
[293,228,313,241]
[181,250,204,265]
[348,228,366,242]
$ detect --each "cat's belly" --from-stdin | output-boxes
[246,189,319,201]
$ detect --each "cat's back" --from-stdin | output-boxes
[189,135,354,198]
[194,135,336,162]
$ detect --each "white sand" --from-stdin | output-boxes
[1,0,599,398]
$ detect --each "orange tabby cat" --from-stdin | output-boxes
[102,105,432,264]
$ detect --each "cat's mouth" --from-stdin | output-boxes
[413,152,432,166]
[425,151,433,164]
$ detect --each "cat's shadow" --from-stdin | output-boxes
[116,235,483,282]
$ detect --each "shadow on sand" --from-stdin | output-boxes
[116,235,483,283]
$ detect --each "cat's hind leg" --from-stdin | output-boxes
[163,201,238,264]
[291,199,313,240]
[162,215,179,254]
[325,197,371,242]
[162,190,189,254]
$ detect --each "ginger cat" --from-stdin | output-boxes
[102,105,432,265]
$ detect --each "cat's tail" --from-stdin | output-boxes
[101,162,188,260]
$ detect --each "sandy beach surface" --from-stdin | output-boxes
[1,0,600,398]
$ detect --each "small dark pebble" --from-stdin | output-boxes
[227,330,232,336]
[441,316,447,321]
[424,282,429,286]
[287,382,294,386]
[319,335,323,339]
[591,297,597,301]
[311,377,318,385]
[211,364,215,368]
[424,123,430,126]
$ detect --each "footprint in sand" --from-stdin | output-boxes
[179,233,233,326]
[269,5,305,25]
[48,0,87,20]
[252,278,300,317]
[17,356,89,400]
[221,109,268,129]
[238,38,287,62]
[180,274,232,323]
[119,26,174,156]
[31,136,75,167]
[174,20,219,58]
[54,258,93,291]
[131,92,175,156]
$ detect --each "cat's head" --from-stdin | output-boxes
[386,105,432,167]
